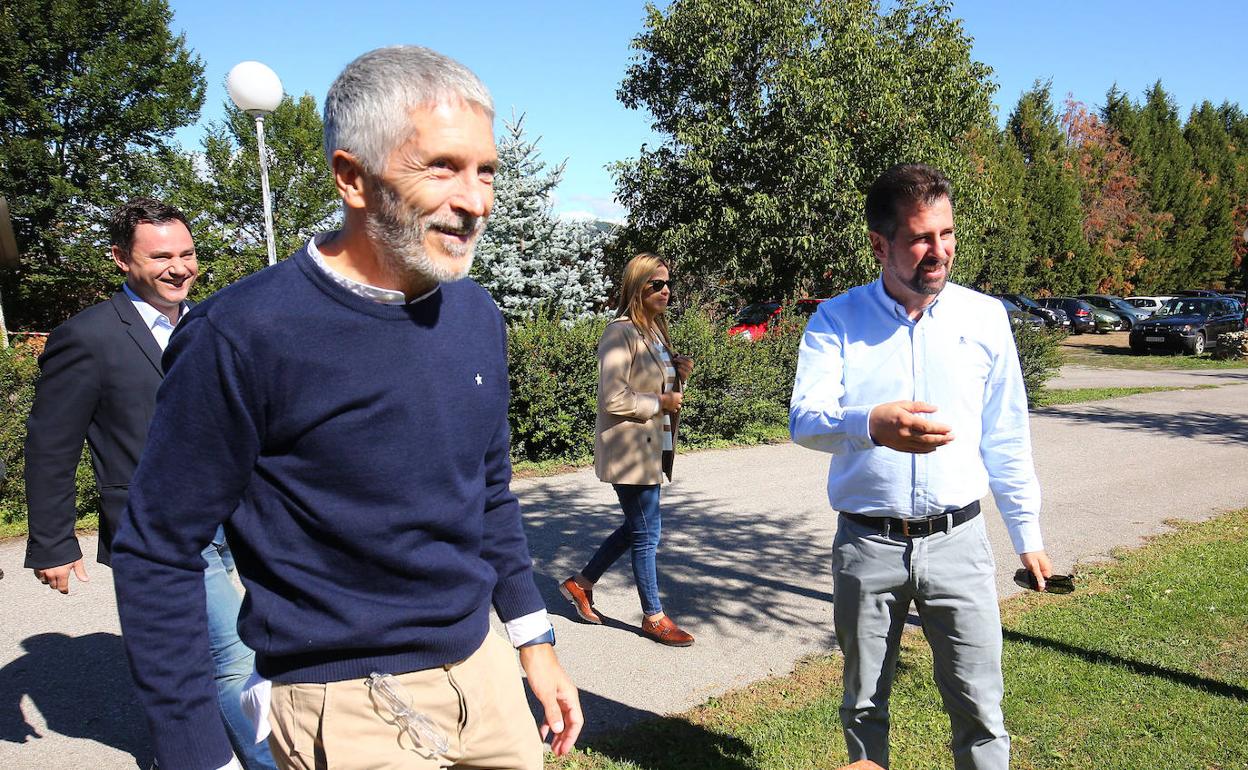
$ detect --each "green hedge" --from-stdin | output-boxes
[506,306,805,465]
[0,341,100,534]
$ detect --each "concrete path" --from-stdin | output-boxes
[2,367,1247,768]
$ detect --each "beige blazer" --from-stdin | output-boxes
[593,317,680,484]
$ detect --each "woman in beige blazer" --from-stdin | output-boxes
[560,253,696,646]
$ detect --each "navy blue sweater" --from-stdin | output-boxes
[111,245,544,769]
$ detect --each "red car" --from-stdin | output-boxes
[728,299,827,340]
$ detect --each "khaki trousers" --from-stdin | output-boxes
[267,631,543,770]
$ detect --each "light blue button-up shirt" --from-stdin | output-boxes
[789,279,1043,554]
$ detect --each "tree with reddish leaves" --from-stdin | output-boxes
[1061,98,1163,295]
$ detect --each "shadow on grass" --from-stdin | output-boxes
[1002,628,1248,702]
[525,686,755,769]
[576,704,755,770]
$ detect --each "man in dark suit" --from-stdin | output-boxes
[22,198,275,769]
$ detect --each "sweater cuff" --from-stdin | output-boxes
[492,569,546,623]
[151,705,235,770]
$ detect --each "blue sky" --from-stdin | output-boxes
[168,0,1246,222]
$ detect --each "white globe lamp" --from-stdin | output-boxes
[226,61,284,266]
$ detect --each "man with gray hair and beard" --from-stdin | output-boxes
[112,46,582,770]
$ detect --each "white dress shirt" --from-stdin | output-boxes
[121,283,183,351]
[789,279,1043,555]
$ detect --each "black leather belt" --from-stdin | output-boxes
[841,500,980,538]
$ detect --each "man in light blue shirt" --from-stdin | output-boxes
[790,164,1053,770]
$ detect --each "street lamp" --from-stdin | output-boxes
[226,61,284,267]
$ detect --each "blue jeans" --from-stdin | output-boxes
[581,484,663,616]
[203,527,277,770]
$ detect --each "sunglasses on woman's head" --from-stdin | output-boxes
[646,279,671,293]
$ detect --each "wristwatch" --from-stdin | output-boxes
[518,626,556,648]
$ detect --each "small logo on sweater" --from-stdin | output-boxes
[475,373,483,386]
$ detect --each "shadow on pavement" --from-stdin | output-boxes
[0,632,150,767]
[520,481,833,641]
[1002,628,1248,701]
[1036,407,1248,445]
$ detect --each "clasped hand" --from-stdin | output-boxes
[868,401,954,454]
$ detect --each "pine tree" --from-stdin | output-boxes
[1185,101,1238,288]
[1107,82,1206,292]
[473,115,611,323]
[1007,82,1087,295]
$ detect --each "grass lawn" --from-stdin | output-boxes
[1061,338,1248,370]
[549,509,1248,769]
[1035,384,1220,407]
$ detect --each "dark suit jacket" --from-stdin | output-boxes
[23,291,175,568]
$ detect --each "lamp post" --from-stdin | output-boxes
[226,61,284,267]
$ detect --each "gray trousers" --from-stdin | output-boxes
[832,512,1009,770]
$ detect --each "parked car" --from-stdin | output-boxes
[1129,297,1244,355]
[998,293,1069,329]
[1124,296,1175,316]
[997,297,1044,329]
[727,298,827,340]
[1077,294,1148,329]
[728,302,781,340]
[1035,297,1096,334]
[1172,289,1223,298]
[1088,306,1122,333]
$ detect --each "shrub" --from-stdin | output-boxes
[0,338,100,531]
[506,305,804,464]
[506,311,606,464]
[1012,324,1066,407]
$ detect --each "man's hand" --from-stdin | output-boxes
[1019,550,1053,591]
[868,401,954,453]
[518,643,583,756]
[659,391,683,414]
[33,559,89,594]
[672,355,694,384]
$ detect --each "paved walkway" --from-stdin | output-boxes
[2,366,1247,768]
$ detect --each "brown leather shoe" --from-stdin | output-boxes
[559,578,602,624]
[641,615,694,647]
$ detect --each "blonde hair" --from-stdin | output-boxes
[616,252,672,347]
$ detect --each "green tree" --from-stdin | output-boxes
[0,0,204,329]
[1106,82,1206,292]
[970,125,1028,293]
[612,0,997,305]
[1007,82,1087,295]
[1184,101,1239,288]
[161,94,341,297]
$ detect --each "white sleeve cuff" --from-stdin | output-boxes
[505,609,552,647]
[844,403,877,451]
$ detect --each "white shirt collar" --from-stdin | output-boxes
[306,233,438,305]
[121,282,181,330]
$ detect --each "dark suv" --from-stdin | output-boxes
[1129,297,1244,355]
